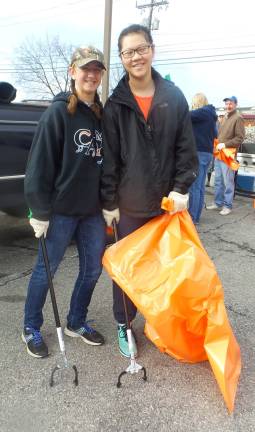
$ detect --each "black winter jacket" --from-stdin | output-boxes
[25,92,103,220]
[101,69,198,217]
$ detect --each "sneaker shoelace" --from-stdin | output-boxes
[119,325,128,341]
[31,330,43,346]
[82,320,96,334]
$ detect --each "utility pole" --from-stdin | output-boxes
[102,0,113,105]
[136,0,169,30]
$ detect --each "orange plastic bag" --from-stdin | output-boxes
[213,138,239,171]
[103,199,241,412]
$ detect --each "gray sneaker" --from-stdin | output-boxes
[206,203,222,210]
[64,322,104,346]
[219,207,232,216]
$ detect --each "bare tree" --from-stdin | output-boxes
[13,35,74,99]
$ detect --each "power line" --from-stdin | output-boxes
[110,38,255,54]
[1,54,254,76]
[0,0,84,21]
[109,50,255,67]
[152,56,255,66]
[154,44,255,54]
[110,43,255,58]
[0,0,102,27]
[153,51,255,62]
[1,48,255,72]
[151,32,255,49]
[136,0,169,30]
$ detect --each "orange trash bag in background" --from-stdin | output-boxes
[213,138,240,171]
[103,198,241,412]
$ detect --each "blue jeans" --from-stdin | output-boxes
[214,159,235,209]
[113,213,153,324]
[24,213,106,330]
[189,151,213,223]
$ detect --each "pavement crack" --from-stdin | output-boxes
[200,212,252,234]
[199,213,255,255]
[0,269,33,286]
[11,243,38,252]
[0,253,78,287]
[226,304,249,318]
[214,233,255,255]
[0,294,26,303]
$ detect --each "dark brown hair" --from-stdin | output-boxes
[118,24,154,53]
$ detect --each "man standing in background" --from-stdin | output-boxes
[207,96,245,215]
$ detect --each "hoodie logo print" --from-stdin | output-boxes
[74,129,102,163]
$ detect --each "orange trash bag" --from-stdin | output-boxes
[103,198,241,412]
[213,138,240,171]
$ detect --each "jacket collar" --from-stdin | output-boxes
[227,109,237,118]
[110,67,174,110]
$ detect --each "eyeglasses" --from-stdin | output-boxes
[120,44,152,59]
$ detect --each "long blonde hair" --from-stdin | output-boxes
[191,93,208,110]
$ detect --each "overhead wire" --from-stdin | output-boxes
[0,0,103,27]
[0,0,87,21]
[1,53,255,76]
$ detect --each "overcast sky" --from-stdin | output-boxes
[1,0,255,107]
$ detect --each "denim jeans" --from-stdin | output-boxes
[113,213,153,324]
[24,213,106,330]
[189,151,213,223]
[214,159,235,209]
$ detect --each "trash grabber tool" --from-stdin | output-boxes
[112,219,147,388]
[40,236,78,387]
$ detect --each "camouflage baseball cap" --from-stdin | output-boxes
[71,46,106,70]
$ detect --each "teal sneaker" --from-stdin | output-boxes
[117,324,137,358]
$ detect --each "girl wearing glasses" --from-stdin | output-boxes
[101,24,198,358]
[22,46,106,358]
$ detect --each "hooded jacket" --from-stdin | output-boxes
[101,69,198,217]
[25,92,103,220]
[190,104,218,153]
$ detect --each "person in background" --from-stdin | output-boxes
[207,96,245,215]
[206,111,225,187]
[217,112,225,128]
[101,24,198,358]
[22,46,106,358]
[188,93,217,224]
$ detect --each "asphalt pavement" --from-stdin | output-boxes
[0,188,255,432]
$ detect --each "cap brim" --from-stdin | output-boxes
[76,59,106,70]
[223,97,237,103]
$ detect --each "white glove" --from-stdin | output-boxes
[168,191,189,214]
[102,208,120,227]
[216,142,225,150]
[29,218,49,238]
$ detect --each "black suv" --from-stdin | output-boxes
[0,82,48,216]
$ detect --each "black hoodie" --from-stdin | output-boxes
[101,69,198,217]
[25,92,103,220]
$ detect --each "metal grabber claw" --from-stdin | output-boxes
[116,327,147,388]
[49,326,79,387]
[112,219,148,388]
[40,236,79,387]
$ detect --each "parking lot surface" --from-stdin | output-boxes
[0,190,255,432]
